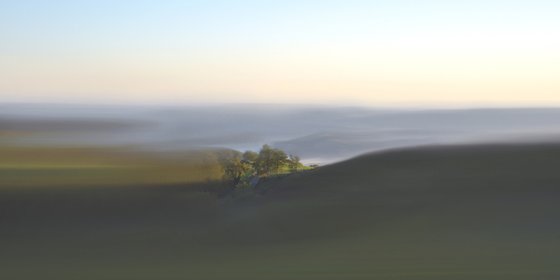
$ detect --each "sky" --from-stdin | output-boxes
[1,0,559,107]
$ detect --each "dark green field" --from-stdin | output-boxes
[2,144,560,279]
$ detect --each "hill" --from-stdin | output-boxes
[0,146,226,188]
[2,143,560,279]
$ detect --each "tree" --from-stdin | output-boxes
[221,152,251,185]
[219,145,305,188]
[255,144,288,176]
[242,150,258,163]
[288,154,301,172]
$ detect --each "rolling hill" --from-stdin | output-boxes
[2,143,560,279]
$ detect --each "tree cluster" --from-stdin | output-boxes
[220,144,303,187]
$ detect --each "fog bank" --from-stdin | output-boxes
[2,103,560,164]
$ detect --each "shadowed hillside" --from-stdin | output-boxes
[2,144,560,279]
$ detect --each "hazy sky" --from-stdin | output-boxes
[1,0,559,106]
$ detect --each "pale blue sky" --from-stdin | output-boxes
[1,1,559,106]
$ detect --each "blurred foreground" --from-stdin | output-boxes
[2,143,560,279]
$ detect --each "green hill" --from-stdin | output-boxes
[2,144,560,279]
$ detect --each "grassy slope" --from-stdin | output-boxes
[0,146,225,188]
[2,144,560,279]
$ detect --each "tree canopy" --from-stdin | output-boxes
[220,144,307,187]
